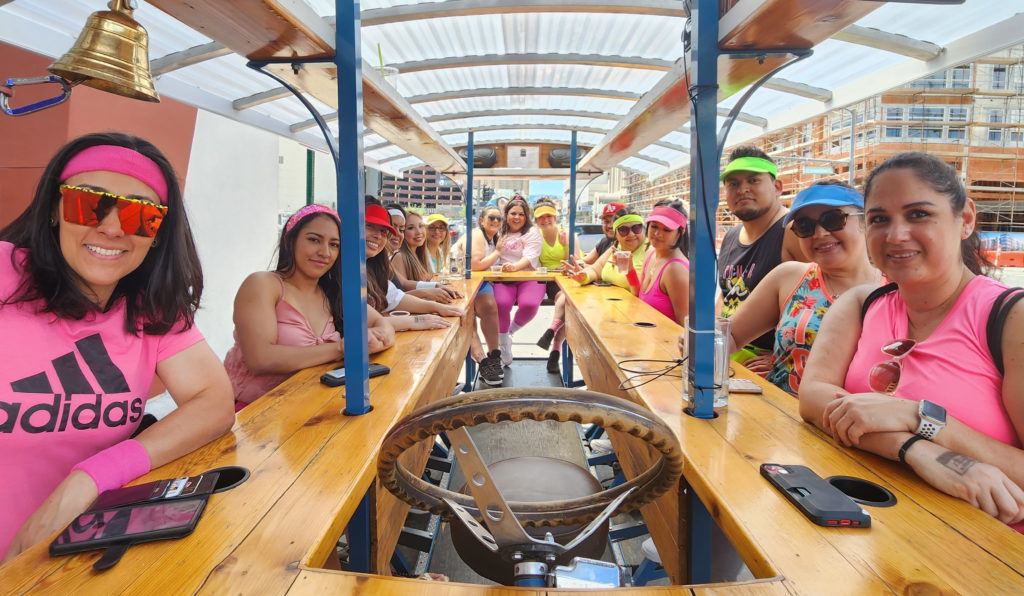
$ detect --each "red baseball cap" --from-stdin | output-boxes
[365,204,398,236]
[601,202,626,218]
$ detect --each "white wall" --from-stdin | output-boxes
[184,111,281,359]
[277,139,337,214]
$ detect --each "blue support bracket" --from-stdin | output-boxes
[348,491,372,573]
[687,489,712,583]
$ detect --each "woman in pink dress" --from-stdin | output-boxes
[224,204,395,409]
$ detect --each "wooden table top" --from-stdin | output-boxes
[1,279,480,594]
[473,270,561,282]
[8,276,1022,594]
[558,279,1024,595]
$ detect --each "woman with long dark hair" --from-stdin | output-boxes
[0,132,234,561]
[224,204,394,409]
[492,197,544,366]
[635,198,690,325]
[800,152,1024,530]
[362,203,460,328]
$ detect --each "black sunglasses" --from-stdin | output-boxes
[486,215,503,222]
[791,209,862,238]
[616,223,644,237]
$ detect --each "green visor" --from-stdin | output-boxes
[720,156,777,181]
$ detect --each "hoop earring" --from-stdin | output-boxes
[49,217,56,226]
[151,238,159,248]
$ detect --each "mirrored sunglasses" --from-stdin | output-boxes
[60,185,166,238]
[867,338,916,395]
[616,223,644,237]
[791,209,862,239]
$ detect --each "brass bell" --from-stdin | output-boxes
[48,0,159,102]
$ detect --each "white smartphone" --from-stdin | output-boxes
[729,378,764,394]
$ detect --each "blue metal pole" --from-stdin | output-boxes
[685,0,721,583]
[563,130,578,387]
[464,132,476,390]
[465,132,474,279]
[686,0,720,421]
[335,0,369,416]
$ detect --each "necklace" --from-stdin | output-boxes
[820,270,839,302]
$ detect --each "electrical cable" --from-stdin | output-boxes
[616,357,685,391]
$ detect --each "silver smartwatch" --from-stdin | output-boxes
[915,400,947,440]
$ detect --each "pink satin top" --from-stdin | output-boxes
[224,275,340,406]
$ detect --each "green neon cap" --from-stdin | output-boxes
[720,156,778,182]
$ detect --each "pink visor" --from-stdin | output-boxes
[59,145,169,205]
[645,206,687,230]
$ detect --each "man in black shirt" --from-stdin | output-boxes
[717,147,806,373]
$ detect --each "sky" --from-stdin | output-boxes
[529,179,564,200]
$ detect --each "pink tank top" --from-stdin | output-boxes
[847,276,1018,447]
[638,252,688,323]
[224,275,341,405]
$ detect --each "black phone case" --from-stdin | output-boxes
[49,498,208,556]
[89,472,219,511]
[320,363,391,387]
[760,463,870,528]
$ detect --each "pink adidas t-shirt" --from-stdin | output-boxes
[0,242,203,554]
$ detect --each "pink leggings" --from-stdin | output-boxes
[492,281,546,333]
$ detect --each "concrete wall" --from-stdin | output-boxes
[277,139,337,216]
[185,111,281,359]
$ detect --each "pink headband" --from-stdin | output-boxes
[285,204,341,233]
[645,205,688,231]
[60,145,169,205]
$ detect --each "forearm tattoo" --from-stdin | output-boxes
[936,451,977,476]
[413,315,424,323]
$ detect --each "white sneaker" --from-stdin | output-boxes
[499,333,513,367]
[590,438,614,454]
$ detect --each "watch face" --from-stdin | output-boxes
[920,400,947,424]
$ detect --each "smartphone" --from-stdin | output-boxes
[729,378,764,394]
[320,363,391,387]
[49,498,207,556]
[89,472,220,511]
[760,463,870,528]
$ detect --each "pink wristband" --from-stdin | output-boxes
[71,439,151,494]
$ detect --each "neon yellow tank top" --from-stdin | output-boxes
[600,241,649,289]
[539,228,568,269]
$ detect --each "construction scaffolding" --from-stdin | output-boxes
[622,44,1024,233]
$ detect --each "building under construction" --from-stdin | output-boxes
[624,45,1024,236]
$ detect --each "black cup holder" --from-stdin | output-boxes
[826,476,896,507]
[633,321,656,328]
[208,465,251,494]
